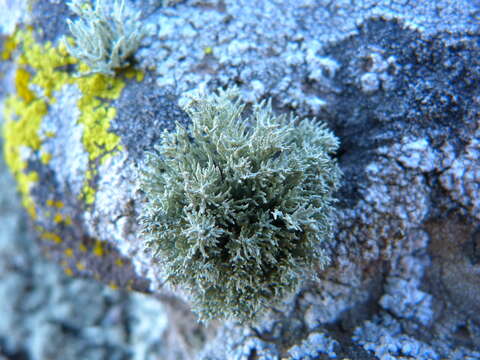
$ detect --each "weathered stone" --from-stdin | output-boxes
[1,0,479,359]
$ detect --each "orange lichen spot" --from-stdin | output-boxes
[64,248,74,257]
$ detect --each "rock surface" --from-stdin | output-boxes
[1,0,479,359]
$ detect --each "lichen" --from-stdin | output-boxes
[65,0,148,76]
[1,34,17,60]
[140,88,342,322]
[2,28,139,214]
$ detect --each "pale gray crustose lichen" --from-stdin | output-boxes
[65,0,148,76]
[139,88,342,323]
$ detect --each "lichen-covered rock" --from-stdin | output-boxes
[65,0,149,76]
[140,88,341,323]
[0,137,192,360]
[1,0,479,359]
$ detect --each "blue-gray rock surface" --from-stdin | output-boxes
[1,0,479,359]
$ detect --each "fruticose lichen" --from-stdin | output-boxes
[139,88,342,322]
[65,0,147,76]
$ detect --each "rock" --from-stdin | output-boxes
[1,0,479,359]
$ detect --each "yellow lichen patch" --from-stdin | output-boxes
[93,240,104,257]
[125,68,135,79]
[64,248,74,257]
[46,199,64,208]
[1,34,17,60]
[125,68,144,82]
[203,46,213,55]
[3,87,46,218]
[115,258,125,267]
[108,281,119,290]
[15,68,35,103]
[76,262,86,271]
[3,96,46,152]
[79,243,88,252]
[19,171,39,218]
[53,213,64,224]
[82,186,96,205]
[41,232,62,244]
[3,28,143,214]
[82,169,98,205]
[2,30,75,218]
[73,63,137,204]
[40,151,52,164]
[76,77,123,161]
[64,267,74,276]
[45,200,72,225]
[136,71,144,82]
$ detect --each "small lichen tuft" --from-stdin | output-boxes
[65,0,148,76]
[139,88,342,323]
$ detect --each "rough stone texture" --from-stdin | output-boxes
[0,137,193,360]
[1,0,480,359]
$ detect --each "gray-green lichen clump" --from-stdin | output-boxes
[65,0,147,76]
[139,88,342,322]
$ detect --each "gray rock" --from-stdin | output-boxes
[1,0,479,359]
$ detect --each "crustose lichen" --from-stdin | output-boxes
[65,0,148,76]
[139,88,342,323]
